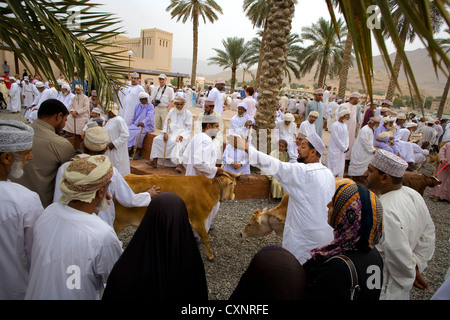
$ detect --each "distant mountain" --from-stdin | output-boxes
[175,48,447,97]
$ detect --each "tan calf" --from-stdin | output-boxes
[114,172,240,261]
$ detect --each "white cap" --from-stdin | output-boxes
[138,92,150,100]
[306,132,326,155]
[284,113,295,122]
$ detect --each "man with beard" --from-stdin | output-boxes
[63,84,90,150]
[374,117,399,155]
[182,114,224,235]
[275,113,298,163]
[149,96,193,172]
[194,98,224,163]
[227,132,334,264]
[25,155,123,300]
[0,120,44,300]
[127,92,155,160]
[306,89,325,138]
[12,99,75,208]
[57,84,75,111]
[229,102,255,139]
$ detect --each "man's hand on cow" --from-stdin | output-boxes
[216,167,224,176]
[147,185,160,198]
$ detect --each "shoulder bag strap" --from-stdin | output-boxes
[327,255,361,300]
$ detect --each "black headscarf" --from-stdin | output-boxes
[102,192,208,301]
[229,246,306,300]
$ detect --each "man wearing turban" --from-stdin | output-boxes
[63,84,90,150]
[0,120,44,299]
[305,89,325,138]
[127,91,155,159]
[149,96,193,172]
[25,155,123,300]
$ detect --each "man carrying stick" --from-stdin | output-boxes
[127,92,155,160]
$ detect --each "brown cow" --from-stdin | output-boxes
[241,178,355,240]
[402,171,442,196]
[114,171,241,261]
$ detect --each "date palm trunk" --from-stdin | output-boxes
[437,74,450,119]
[385,23,409,101]
[254,0,295,150]
[338,32,353,100]
[191,12,199,88]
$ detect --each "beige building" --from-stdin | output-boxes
[0,27,184,84]
[112,28,173,73]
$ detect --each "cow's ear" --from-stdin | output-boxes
[255,214,262,225]
[252,209,260,217]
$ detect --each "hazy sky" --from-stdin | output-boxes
[94,0,439,61]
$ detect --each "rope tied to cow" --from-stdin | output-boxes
[215,176,224,202]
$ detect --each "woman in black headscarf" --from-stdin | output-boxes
[102,193,208,301]
[229,246,307,300]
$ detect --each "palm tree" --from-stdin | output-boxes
[0,0,126,105]
[254,0,296,133]
[299,17,350,88]
[326,0,449,116]
[207,37,250,92]
[246,31,303,83]
[243,0,298,90]
[436,28,450,119]
[383,0,443,101]
[166,0,223,89]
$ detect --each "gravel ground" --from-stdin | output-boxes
[119,161,450,301]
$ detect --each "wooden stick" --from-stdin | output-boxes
[162,118,171,168]
[132,126,144,160]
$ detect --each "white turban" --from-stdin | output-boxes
[238,102,247,110]
[35,81,44,88]
[91,107,102,115]
[284,113,295,122]
[338,109,350,118]
[58,155,113,204]
[84,127,110,152]
[350,92,361,98]
[107,101,120,116]
[62,84,71,91]
[0,120,34,153]
[309,111,320,118]
[138,92,150,100]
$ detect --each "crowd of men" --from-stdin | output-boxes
[0,68,449,300]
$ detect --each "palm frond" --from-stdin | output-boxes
[0,0,127,107]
